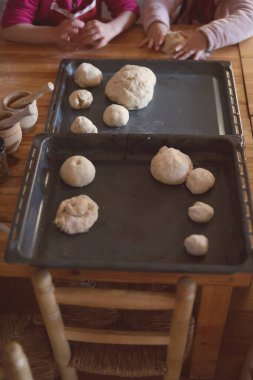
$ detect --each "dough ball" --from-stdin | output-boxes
[105,65,156,110]
[54,195,98,234]
[161,31,185,56]
[188,202,214,223]
[69,89,93,109]
[71,116,98,134]
[184,234,208,256]
[60,155,95,187]
[150,146,193,185]
[74,62,103,88]
[103,104,129,127]
[186,168,215,194]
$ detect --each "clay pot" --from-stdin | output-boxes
[0,111,22,154]
[3,91,38,133]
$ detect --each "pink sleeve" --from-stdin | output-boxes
[199,0,253,50]
[140,0,170,32]
[103,0,139,18]
[1,0,39,28]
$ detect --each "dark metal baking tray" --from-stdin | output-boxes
[45,59,242,136]
[6,133,253,273]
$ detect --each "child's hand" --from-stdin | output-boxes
[78,20,114,49]
[173,30,209,60]
[140,22,169,51]
[55,19,84,43]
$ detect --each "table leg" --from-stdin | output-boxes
[190,285,233,379]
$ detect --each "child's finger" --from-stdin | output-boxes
[155,34,164,50]
[72,19,85,29]
[139,38,149,48]
[178,50,195,60]
[148,38,154,49]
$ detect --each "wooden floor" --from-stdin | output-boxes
[0,277,253,380]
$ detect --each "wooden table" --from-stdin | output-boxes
[0,25,253,379]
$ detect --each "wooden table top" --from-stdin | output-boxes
[0,25,252,286]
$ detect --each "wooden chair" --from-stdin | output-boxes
[0,341,34,380]
[31,270,196,380]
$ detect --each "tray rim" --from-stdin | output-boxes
[5,133,253,274]
[44,58,243,137]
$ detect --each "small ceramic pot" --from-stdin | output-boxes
[0,111,22,154]
[3,91,38,133]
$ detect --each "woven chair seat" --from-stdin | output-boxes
[0,313,57,380]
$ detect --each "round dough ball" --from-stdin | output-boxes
[184,234,208,256]
[105,65,157,110]
[60,155,95,187]
[186,168,215,194]
[74,63,103,88]
[103,104,129,127]
[150,146,193,185]
[69,89,93,109]
[54,195,99,234]
[71,116,98,134]
[188,202,214,223]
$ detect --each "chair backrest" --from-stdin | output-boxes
[0,342,34,380]
[31,270,196,380]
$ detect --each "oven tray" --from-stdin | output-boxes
[6,133,253,273]
[46,59,242,136]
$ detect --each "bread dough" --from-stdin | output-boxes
[186,168,215,194]
[150,146,193,185]
[60,155,95,187]
[103,104,129,127]
[71,116,98,133]
[188,202,214,223]
[54,195,98,234]
[69,90,93,109]
[105,65,156,110]
[161,31,185,56]
[74,62,103,88]
[184,234,208,256]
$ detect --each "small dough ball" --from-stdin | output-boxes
[54,195,99,234]
[105,65,156,110]
[150,146,193,185]
[69,89,93,109]
[186,168,215,194]
[71,116,98,134]
[103,104,129,127]
[184,234,208,256]
[161,31,185,56]
[74,62,103,88]
[188,202,214,223]
[60,155,95,187]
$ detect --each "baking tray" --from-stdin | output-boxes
[6,133,253,274]
[45,59,242,136]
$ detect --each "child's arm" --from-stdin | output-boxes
[2,19,84,44]
[78,11,137,49]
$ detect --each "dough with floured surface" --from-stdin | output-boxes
[74,62,103,88]
[71,116,98,133]
[60,155,95,187]
[69,90,93,109]
[186,168,215,194]
[54,195,98,234]
[103,104,129,127]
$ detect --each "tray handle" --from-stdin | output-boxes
[10,144,40,242]
[225,66,243,137]
[236,148,253,250]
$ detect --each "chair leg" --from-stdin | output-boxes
[32,270,79,380]
[164,277,196,380]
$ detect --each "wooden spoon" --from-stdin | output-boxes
[10,82,54,109]
[0,105,34,130]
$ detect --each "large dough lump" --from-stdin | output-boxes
[69,89,93,109]
[74,62,103,88]
[103,104,129,127]
[105,65,157,110]
[186,168,215,194]
[150,146,193,185]
[71,116,98,133]
[188,202,214,223]
[54,195,99,234]
[60,155,95,187]
[184,234,208,256]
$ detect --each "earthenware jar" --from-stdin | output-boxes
[0,111,22,154]
[3,91,38,133]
